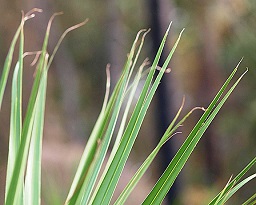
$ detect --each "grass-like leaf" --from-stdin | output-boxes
[114,98,204,204]
[5,34,24,205]
[209,157,256,205]
[213,176,235,205]
[4,10,40,205]
[90,24,183,205]
[0,9,42,109]
[85,31,150,205]
[3,10,254,205]
[65,70,122,204]
[66,29,150,205]
[4,10,86,205]
[0,16,23,110]
[219,174,256,204]
[78,58,148,205]
[242,193,256,205]
[5,12,58,205]
[142,61,247,205]
[88,24,172,205]
[24,55,48,205]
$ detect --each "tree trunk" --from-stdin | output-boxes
[195,1,222,183]
[148,0,179,203]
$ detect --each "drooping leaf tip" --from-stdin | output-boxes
[24,8,43,21]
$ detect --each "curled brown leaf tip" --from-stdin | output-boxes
[23,51,42,66]
[156,66,172,73]
[167,131,182,141]
[24,8,43,21]
[46,12,64,34]
[64,19,89,34]
[191,106,206,112]
[46,18,89,70]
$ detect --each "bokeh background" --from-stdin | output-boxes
[0,0,255,204]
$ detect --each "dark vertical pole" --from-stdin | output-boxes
[195,2,222,184]
[148,0,179,203]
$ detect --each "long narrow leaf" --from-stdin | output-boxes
[5,14,25,205]
[5,61,24,205]
[0,8,42,110]
[0,15,23,109]
[220,174,256,204]
[142,67,247,205]
[88,33,151,205]
[89,24,171,205]
[213,176,234,205]
[65,67,123,204]
[114,98,202,204]
[75,30,152,205]
[24,56,48,205]
[5,13,58,205]
[242,193,256,205]
[76,59,130,205]
[65,29,147,205]
[209,156,256,205]
[90,23,183,205]
[79,59,147,205]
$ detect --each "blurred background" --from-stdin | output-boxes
[0,0,255,204]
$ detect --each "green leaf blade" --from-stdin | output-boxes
[90,23,182,205]
[209,157,256,205]
[142,66,247,205]
[5,19,25,205]
[24,62,48,205]
[0,18,23,110]
[5,14,56,205]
